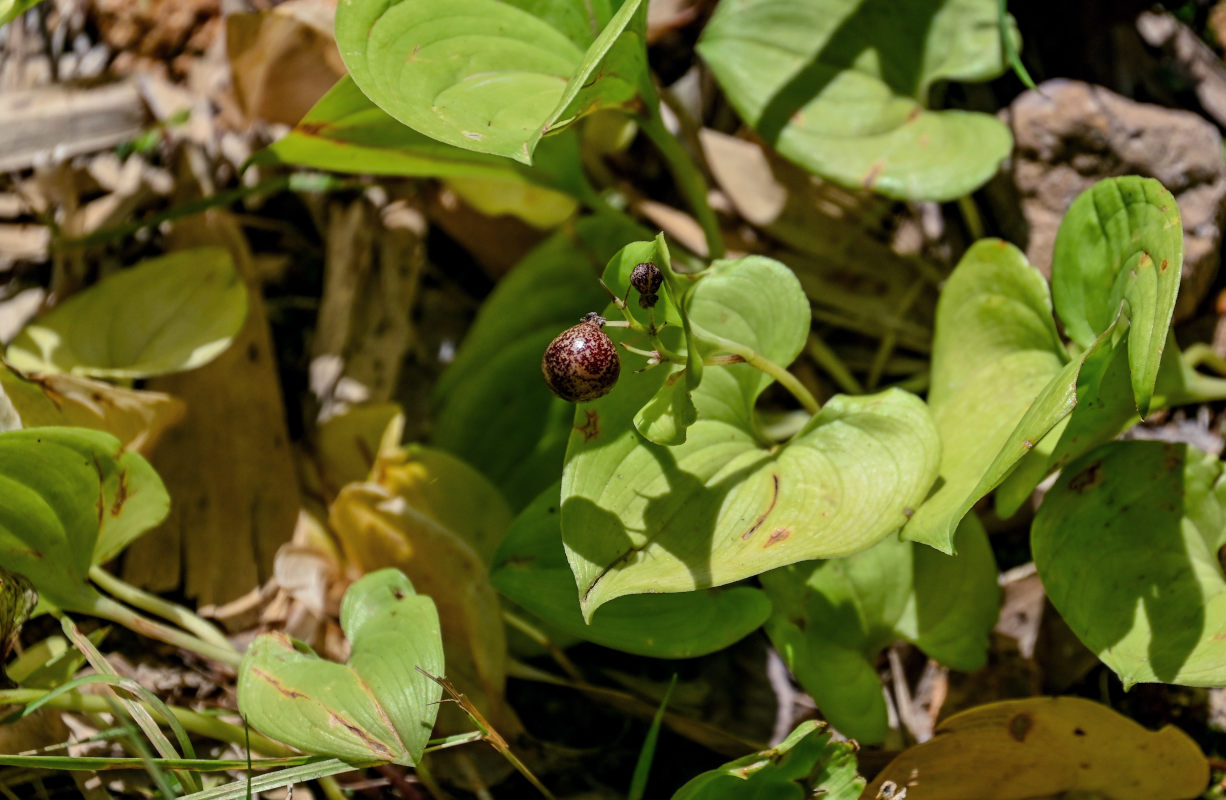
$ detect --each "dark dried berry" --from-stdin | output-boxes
[638,292,659,309]
[630,262,663,295]
[542,313,620,402]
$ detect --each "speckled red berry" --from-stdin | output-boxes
[542,313,620,402]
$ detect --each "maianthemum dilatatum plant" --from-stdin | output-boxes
[495,174,1223,741]
[2,0,1225,795]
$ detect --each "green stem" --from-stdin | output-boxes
[501,610,583,683]
[86,595,243,669]
[1167,371,1226,406]
[498,746,557,800]
[1182,343,1226,376]
[694,329,820,415]
[867,278,925,391]
[424,731,485,753]
[0,689,291,756]
[998,0,1037,89]
[318,775,348,800]
[89,566,236,655]
[956,194,985,242]
[806,334,863,395]
[636,111,724,258]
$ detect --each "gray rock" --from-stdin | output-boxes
[995,78,1226,320]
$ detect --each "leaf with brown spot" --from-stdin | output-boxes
[329,482,513,745]
[1033,441,1226,687]
[863,697,1207,800]
[696,0,1014,202]
[564,255,940,618]
[237,569,443,766]
[0,427,167,613]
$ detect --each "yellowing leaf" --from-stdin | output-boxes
[313,402,405,495]
[329,483,510,731]
[446,177,578,229]
[6,248,248,379]
[863,697,1208,800]
[372,443,512,565]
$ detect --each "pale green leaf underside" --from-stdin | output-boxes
[697,0,1013,201]
[0,427,167,611]
[335,0,648,164]
[1051,176,1183,416]
[237,569,443,766]
[1033,441,1226,688]
[563,256,940,618]
[763,514,997,743]
[491,483,771,658]
[6,248,247,379]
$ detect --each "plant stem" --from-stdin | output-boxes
[956,194,985,242]
[636,111,724,259]
[693,329,820,415]
[89,566,236,655]
[806,334,863,394]
[86,595,243,669]
[501,610,583,683]
[318,776,348,800]
[423,732,485,753]
[0,688,292,756]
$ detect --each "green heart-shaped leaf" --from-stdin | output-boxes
[335,0,651,164]
[696,0,1013,201]
[763,514,997,743]
[432,215,648,509]
[491,482,771,658]
[563,256,940,618]
[1033,441,1226,687]
[0,427,168,610]
[671,720,864,800]
[238,569,444,765]
[1051,176,1182,416]
[6,248,247,379]
[901,240,1067,551]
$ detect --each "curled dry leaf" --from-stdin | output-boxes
[0,364,186,456]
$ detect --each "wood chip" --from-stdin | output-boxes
[0,81,147,172]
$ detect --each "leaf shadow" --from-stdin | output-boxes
[1043,442,1214,684]
[561,431,769,602]
[754,0,945,146]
